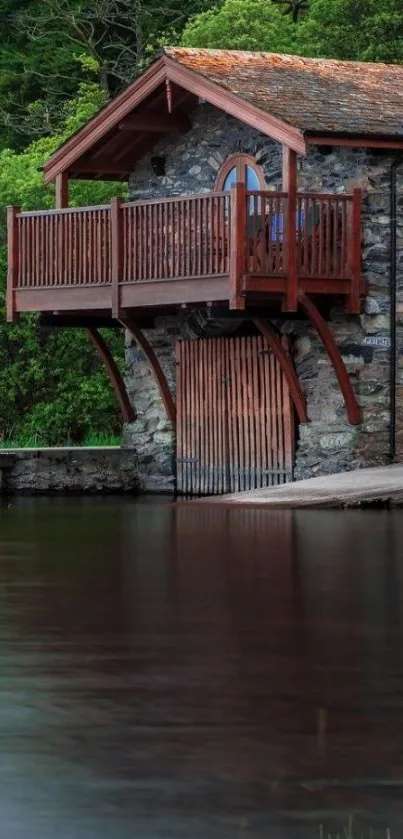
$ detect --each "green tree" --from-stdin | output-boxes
[182,0,403,64]
[0,0,221,149]
[298,0,403,63]
[181,0,297,51]
[0,82,127,445]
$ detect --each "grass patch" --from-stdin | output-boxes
[1,432,122,449]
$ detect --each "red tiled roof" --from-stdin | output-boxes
[165,47,403,137]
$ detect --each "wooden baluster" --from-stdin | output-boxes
[7,206,20,321]
[341,199,347,279]
[111,197,123,317]
[229,182,246,310]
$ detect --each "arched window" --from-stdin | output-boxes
[216,153,266,192]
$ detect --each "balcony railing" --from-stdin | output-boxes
[7,187,362,320]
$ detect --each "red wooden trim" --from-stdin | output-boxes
[120,316,176,424]
[216,153,266,191]
[43,54,306,183]
[44,59,168,183]
[87,327,135,423]
[118,113,190,132]
[253,319,308,424]
[283,147,298,311]
[7,206,20,322]
[229,182,247,310]
[306,135,403,150]
[111,197,123,318]
[348,188,362,314]
[298,292,361,425]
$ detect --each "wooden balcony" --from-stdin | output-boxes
[7,187,364,322]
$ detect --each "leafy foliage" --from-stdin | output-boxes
[182,0,403,63]
[0,0,219,148]
[182,0,297,51]
[0,82,126,445]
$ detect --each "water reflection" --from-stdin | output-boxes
[0,499,402,837]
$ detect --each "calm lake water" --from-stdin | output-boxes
[1,497,403,838]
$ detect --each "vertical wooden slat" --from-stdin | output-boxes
[257,337,267,487]
[325,197,331,277]
[251,336,261,490]
[341,199,347,279]
[275,354,285,485]
[208,338,217,494]
[175,341,182,494]
[199,339,206,495]
[111,197,123,317]
[281,336,294,480]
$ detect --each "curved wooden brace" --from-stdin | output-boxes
[86,327,135,424]
[253,319,309,424]
[298,293,361,426]
[120,316,176,424]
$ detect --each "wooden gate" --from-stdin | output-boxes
[176,335,294,496]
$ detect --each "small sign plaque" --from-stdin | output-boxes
[362,335,391,349]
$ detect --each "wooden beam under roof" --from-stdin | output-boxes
[118,113,191,132]
[70,160,133,175]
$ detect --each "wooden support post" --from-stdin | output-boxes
[55,172,69,209]
[7,206,20,323]
[229,182,247,310]
[298,292,361,425]
[254,319,309,424]
[87,327,135,423]
[111,197,123,318]
[120,316,176,424]
[347,188,362,314]
[282,146,298,312]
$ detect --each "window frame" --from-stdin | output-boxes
[215,153,267,192]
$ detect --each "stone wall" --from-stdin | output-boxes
[126,104,402,484]
[1,448,140,494]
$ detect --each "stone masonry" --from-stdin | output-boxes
[123,103,402,488]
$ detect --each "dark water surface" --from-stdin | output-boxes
[1,498,403,838]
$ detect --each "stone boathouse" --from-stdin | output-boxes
[7,48,403,494]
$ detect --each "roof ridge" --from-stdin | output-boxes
[163,45,403,72]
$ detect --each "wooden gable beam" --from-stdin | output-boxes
[44,58,167,183]
[164,57,306,155]
[118,113,191,132]
[43,54,306,184]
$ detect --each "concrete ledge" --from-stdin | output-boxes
[196,464,403,508]
[0,447,140,495]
